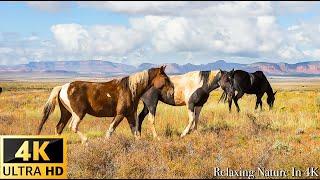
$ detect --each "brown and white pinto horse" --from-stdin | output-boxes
[138,70,234,138]
[37,66,173,144]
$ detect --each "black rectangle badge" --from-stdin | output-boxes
[0,135,67,179]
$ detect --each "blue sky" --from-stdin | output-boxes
[0,2,129,38]
[0,1,320,65]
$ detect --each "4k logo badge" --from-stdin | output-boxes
[0,136,67,179]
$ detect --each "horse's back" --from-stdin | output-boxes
[171,71,207,105]
[239,70,271,93]
[148,71,203,106]
[253,71,267,80]
[233,70,251,87]
[66,80,119,116]
[69,80,119,99]
[233,70,268,94]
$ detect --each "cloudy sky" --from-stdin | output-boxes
[0,1,320,65]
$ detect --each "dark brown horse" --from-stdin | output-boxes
[37,66,173,144]
[219,70,277,112]
[0,87,2,94]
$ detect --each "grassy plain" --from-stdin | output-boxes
[0,79,319,178]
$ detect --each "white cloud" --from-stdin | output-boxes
[51,24,90,53]
[278,46,304,60]
[50,23,146,59]
[0,47,14,54]
[48,6,283,62]
[78,1,195,15]
[0,32,56,65]
[78,1,275,17]
[273,1,319,14]
[2,1,320,65]
[303,49,320,59]
[26,1,72,12]
[276,19,320,61]
[125,2,282,59]
[287,22,320,47]
[24,36,39,41]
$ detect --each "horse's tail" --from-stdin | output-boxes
[37,85,62,135]
[218,91,227,103]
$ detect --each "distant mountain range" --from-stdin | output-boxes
[1,60,320,77]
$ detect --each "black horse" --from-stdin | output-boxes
[219,70,277,112]
[0,87,2,94]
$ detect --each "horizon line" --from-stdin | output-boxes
[2,59,320,67]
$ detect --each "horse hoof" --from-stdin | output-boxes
[81,140,88,146]
[153,136,161,141]
[134,131,141,136]
[105,131,112,139]
[193,130,200,136]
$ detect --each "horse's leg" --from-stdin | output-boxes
[148,100,159,139]
[256,94,263,111]
[224,91,228,103]
[218,91,226,103]
[228,97,233,112]
[140,91,160,137]
[191,106,202,131]
[234,91,244,112]
[181,103,195,137]
[134,111,141,138]
[138,102,149,134]
[255,97,259,110]
[125,114,136,136]
[55,102,72,135]
[125,112,141,139]
[70,112,87,144]
[106,114,125,138]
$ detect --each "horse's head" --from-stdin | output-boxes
[267,91,277,109]
[149,65,174,92]
[219,69,235,101]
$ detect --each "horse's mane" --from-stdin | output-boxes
[127,70,149,98]
[199,70,220,87]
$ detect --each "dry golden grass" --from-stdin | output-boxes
[0,80,319,178]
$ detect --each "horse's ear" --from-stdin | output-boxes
[219,69,222,73]
[274,91,277,96]
[160,65,167,72]
[230,68,235,77]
